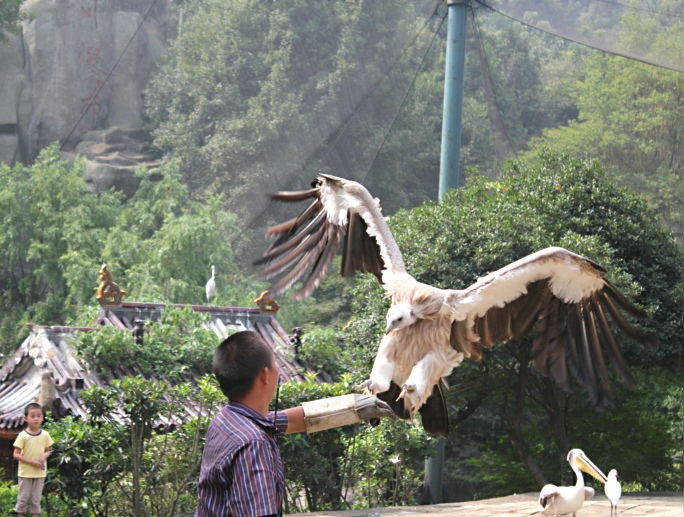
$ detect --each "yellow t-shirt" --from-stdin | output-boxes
[13,429,54,478]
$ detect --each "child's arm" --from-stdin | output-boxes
[13,447,43,470]
[40,447,51,465]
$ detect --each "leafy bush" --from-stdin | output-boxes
[73,306,217,381]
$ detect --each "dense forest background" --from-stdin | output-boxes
[0,0,682,514]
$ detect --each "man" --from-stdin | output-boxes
[196,330,395,517]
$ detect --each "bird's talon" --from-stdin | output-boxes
[353,379,374,392]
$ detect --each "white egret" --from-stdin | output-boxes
[206,265,216,304]
[605,469,621,517]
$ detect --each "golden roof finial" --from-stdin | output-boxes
[96,264,127,307]
[254,290,280,314]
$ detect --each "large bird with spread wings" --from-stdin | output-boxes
[255,174,653,437]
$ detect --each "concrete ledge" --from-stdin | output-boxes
[294,492,683,516]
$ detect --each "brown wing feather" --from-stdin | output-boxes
[255,177,389,299]
[418,383,449,438]
[452,273,653,409]
[341,212,384,281]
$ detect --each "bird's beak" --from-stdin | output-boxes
[576,452,608,483]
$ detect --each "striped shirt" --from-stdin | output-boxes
[196,402,289,517]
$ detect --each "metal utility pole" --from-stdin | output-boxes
[438,0,469,201]
[424,0,470,505]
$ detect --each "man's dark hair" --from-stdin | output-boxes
[213,330,274,399]
[24,402,43,416]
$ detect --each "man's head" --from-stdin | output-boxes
[23,402,44,428]
[213,330,277,400]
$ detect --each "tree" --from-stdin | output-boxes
[46,376,223,517]
[524,19,684,240]
[0,147,245,356]
[0,0,22,41]
[345,150,683,498]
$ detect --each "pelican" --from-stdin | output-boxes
[254,174,654,436]
[539,449,607,516]
[605,469,621,517]
[206,265,216,303]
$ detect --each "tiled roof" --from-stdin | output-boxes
[0,301,323,435]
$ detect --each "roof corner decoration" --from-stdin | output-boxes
[96,264,127,307]
[254,290,280,314]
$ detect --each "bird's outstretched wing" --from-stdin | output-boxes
[254,174,406,299]
[539,484,561,508]
[446,247,655,408]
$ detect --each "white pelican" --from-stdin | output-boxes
[539,449,607,516]
[206,265,216,303]
[255,174,654,436]
[605,469,621,516]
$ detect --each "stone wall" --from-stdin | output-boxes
[0,0,172,192]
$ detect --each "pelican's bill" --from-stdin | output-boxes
[575,452,607,483]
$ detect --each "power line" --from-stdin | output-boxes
[60,0,160,151]
[474,0,683,73]
[596,0,684,20]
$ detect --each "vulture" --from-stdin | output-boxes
[254,174,654,437]
[538,448,606,516]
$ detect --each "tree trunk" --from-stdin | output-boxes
[537,376,572,485]
[504,348,549,487]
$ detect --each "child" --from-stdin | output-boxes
[13,402,54,517]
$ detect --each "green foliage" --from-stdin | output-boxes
[0,147,246,356]
[45,376,222,516]
[0,475,17,517]
[525,39,684,240]
[73,306,217,381]
[276,374,433,511]
[0,0,22,40]
[0,146,122,351]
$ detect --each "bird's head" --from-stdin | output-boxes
[385,303,417,334]
[567,449,607,483]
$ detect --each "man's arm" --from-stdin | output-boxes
[282,395,396,435]
[282,406,306,435]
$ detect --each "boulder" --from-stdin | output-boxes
[64,126,159,196]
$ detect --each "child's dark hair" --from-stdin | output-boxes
[24,402,44,416]
[213,331,273,399]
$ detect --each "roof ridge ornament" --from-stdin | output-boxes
[96,264,127,307]
[254,290,280,314]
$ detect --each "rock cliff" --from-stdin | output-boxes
[0,0,172,193]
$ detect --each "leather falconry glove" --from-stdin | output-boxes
[301,394,396,433]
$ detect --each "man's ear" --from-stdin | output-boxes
[256,365,271,385]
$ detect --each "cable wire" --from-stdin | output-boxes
[60,0,160,151]
[596,0,684,20]
[474,0,683,73]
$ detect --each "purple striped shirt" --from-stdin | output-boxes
[196,402,289,517]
